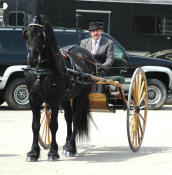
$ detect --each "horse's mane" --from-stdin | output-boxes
[36,15,62,75]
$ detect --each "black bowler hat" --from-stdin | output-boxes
[88,21,102,31]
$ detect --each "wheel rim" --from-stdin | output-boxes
[147,86,161,105]
[39,102,51,149]
[127,68,148,152]
[14,85,29,105]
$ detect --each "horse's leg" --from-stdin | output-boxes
[65,87,91,157]
[62,100,73,154]
[48,105,59,161]
[26,99,42,162]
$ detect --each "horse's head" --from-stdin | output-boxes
[24,15,47,67]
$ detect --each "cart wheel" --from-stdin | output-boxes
[127,68,148,152]
[39,102,51,149]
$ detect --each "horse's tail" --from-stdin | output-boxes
[73,88,92,140]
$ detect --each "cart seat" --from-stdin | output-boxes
[106,76,125,84]
[104,75,125,92]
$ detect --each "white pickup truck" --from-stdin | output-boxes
[1,64,172,110]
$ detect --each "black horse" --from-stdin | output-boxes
[23,15,97,161]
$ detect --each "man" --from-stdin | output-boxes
[80,21,114,76]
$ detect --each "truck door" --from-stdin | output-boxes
[76,9,111,34]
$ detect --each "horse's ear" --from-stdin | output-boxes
[23,29,28,40]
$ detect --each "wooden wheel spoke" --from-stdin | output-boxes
[137,123,141,145]
[130,99,136,108]
[138,118,144,137]
[132,87,135,105]
[41,109,45,113]
[40,112,46,125]
[134,127,138,148]
[139,92,146,105]
[47,114,50,144]
[44,119,48,144]
[140,106,146,110]
[41,120,46,139]
[139,80,144,100]
[138,112,146,123]
[136,76,139,104]
[138,73,142,97]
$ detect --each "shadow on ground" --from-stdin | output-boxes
[71,146,172,163]
[0,103,30,111]
[161,106,172,110]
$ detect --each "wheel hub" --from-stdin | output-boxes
[136,106,140,113]
[14,85,29,105]
[148,89,156,100]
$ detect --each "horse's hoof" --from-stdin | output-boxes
[26,156,38,162]
[48,155,59,161]
[64,151,76,157]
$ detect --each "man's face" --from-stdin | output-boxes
[90,29,102,41]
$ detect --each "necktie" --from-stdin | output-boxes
[91,41,97,55]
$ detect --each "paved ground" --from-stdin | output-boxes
[0,104,172,175]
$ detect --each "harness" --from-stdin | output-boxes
[61,47,98,85]
[27,23,47,67]
[26,23,98,101]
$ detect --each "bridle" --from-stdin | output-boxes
[27,23,47,67]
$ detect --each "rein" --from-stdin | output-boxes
[62,50,97,66]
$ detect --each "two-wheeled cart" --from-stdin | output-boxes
[39,67,148,152]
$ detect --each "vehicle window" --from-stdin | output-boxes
[55,32,80,48]
[102,33,125,59]
[114,43,124,59]
[8,11,26,26]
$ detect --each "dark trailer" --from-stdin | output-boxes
[2,0,172,54]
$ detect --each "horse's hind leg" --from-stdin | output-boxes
[26,100,42,162]
[62,100,75,155]
[64,87,91,157]
[48,106,59,161]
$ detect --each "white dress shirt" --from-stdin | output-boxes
[91,36,101,53]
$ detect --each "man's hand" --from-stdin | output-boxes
[97,64,107,77]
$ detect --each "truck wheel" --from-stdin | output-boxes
[147,79,167,110]
[5,78,30,110]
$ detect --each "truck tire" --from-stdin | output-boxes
[5,78,30,110]
[147,79,167,110]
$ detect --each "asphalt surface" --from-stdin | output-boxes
[0,103,172,175]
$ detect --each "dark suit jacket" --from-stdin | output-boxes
[80,37,114,68]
